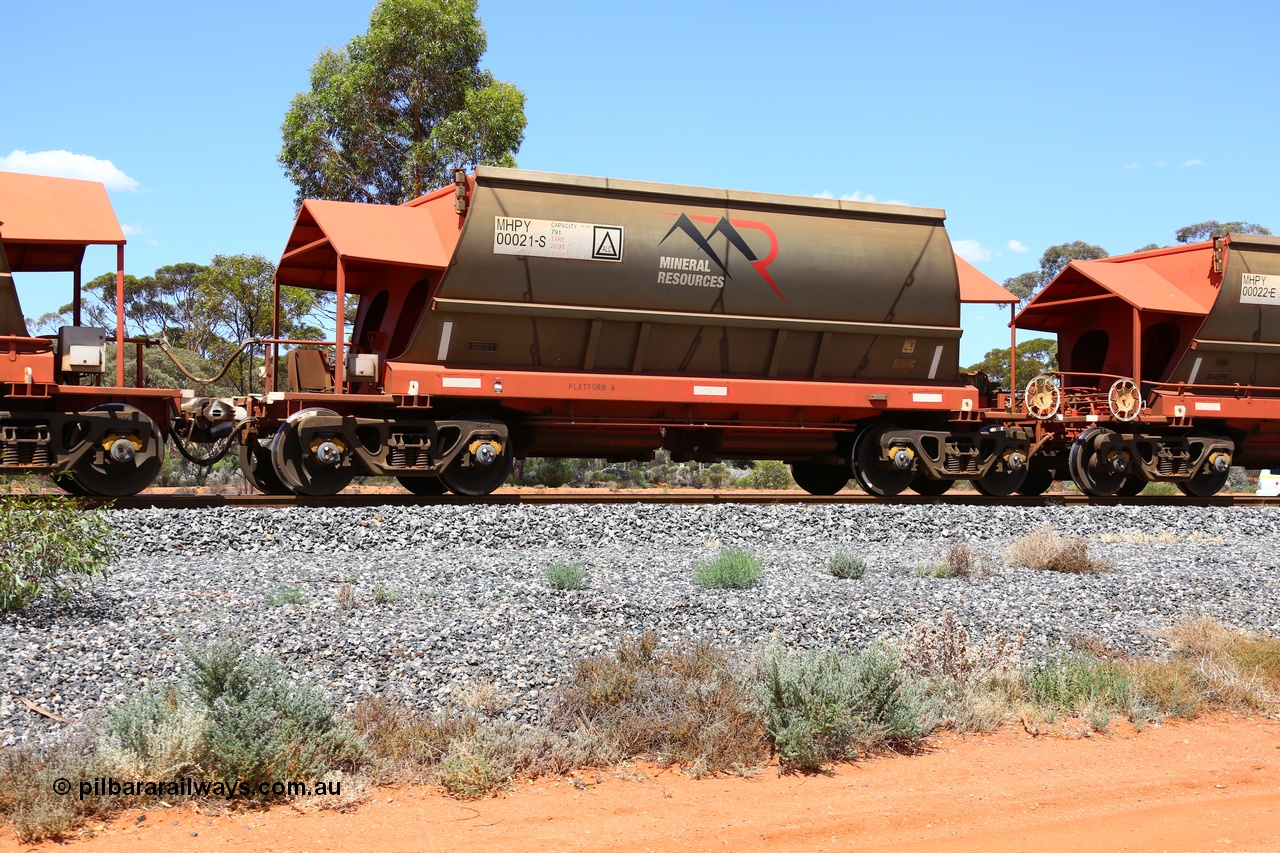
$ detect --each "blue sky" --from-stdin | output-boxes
[3,0,1277,364]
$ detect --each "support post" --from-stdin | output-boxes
[115,244,125,387]
[1132,306,1142,382]
[1008,302,1017,406]
[73,266,82,327]
[335,257,346,395]
[270,277,281,395]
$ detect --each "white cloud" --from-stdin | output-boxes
[1123,162,1139,169]
[1007,239,1029,253]
[1152,161,1167,168]
[120,222,150,237]
[814,189,883,203]
[953,239,992,263]
[0,149,139,191]
[1180,159,1204,167]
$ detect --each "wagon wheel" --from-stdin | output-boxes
[270,408,356,497]
[1115,477,1148,497]
[852,424,915,497]
[1107,378,1142,422]
[238,438,292,495]
[909,473,953,496]
[1015,466,1056,496]
[1024,374,1061,420]
[438,413,512,496]
[70,404,166,497]
[397,475,450,496]
[1177,431,1232,497]
[790,462,850,496]
[972,427,1029,496]
[1067,427,1127,497]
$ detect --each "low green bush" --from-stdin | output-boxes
[544,561,587,590]
[186,641,362,791]
[692,548,763,589]
[0,493,119,611]
[759,643,927,772]
[914,562,954,578]
[1024,654,1135,719]
[264,585,309,606]
[740,460,793,490]
[828,554,866,579]
[372,584,404,604]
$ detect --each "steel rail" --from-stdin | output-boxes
[12,491,1280,510]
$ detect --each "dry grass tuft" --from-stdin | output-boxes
[1066,632,1127,661]
[350,696,477,782]
[1162,619,1280,712]
[900,609,1023,683]
[553,632,769,777]
[1006,525,1110,573]
[946,541,995,581]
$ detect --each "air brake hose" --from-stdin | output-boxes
[167,418,256,467]
[153,336,262,386]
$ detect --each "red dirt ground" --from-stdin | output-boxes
[4,715,1278,852]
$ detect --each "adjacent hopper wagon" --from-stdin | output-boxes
[1014,234,1280,496]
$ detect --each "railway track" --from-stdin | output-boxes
[13,490,1280,510]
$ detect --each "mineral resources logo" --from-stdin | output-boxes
[657,213,783,301]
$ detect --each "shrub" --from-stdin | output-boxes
[759,643,927,773]
[372,584,403,605]
[692,547,763,589]
[352,696,477,781]
[544,561,587,590]
[553,632,768,776]
[0,493,120,611]
[0,733,116,843]
[265,585,309,606]
[740,460,793,490]
[1006,525,1110,573]
[914,562,954,578]
[3,642,361,841]
[515,457,577,488]
[828,553,866,579]
[187,641,362,792]
[1023,654,1135,723]
[945,541,991,580]
[899,610,1022,683]
[700,462,734,489]
[1162,619,1280,712]
[436,727,517,798]
[99,688,206,778]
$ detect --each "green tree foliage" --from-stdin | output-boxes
[966,337,1057,391]
[0,490,119,610]
[279,0,527,206]
[1004,241,1109,303]
[78,256,328,395]
[1175,221,1272,243]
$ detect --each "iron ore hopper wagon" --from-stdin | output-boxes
[247,167,1029,496]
